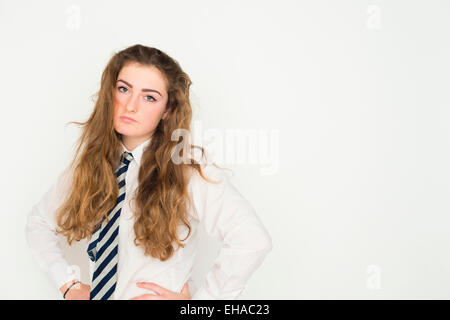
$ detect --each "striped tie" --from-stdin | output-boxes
[87,151,134,300]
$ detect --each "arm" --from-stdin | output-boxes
[189,164,273,300]
[24,167,80,293]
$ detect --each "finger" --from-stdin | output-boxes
[137,282,170,296]
[130,294,164,300]
[181,282,190,295]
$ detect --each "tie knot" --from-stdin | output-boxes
[122,151,134,165]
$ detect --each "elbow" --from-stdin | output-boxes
[224,216,273,253]
[24,207,55,246]
[24,213,37,249]
[24,212,33,242]
[260,232,273,253]
[245,217,274,253]
[251,226,273,253]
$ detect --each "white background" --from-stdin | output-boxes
[1,0,450,299]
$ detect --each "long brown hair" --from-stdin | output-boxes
[55,44,220,261]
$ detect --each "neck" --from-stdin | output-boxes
[121,134,153,151]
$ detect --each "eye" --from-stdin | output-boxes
[117,85,128,93]
[145,95,156,102]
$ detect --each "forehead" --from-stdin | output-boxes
[117,62,167,93]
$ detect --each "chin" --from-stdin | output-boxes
[115,124,135,135]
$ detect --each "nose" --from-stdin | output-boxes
[125,92,139,112]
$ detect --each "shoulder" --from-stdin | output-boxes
[184,146,229,187]
[183,148,234,218]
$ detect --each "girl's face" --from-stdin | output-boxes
[113,62,170,151]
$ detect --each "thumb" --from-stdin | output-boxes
[181,282,190,295]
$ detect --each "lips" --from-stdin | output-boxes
[120,116,137,123]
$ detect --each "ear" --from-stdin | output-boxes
[162,106,171,120]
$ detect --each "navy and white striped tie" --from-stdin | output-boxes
[87,151,134,300]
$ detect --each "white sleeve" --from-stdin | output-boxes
[24,167,80,290]
[189,164,273,300]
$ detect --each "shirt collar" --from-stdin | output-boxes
[120,136,152,166]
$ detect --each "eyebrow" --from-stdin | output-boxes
[116,79,162,97]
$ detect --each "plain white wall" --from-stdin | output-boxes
[1,0,449,299]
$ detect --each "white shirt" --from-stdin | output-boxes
[25,137,272,299]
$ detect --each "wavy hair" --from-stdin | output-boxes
[55,44,221,261]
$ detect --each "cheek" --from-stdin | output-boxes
[141,106,165,128]
[113,94,125,114]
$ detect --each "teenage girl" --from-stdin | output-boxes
[25,44,272,300]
